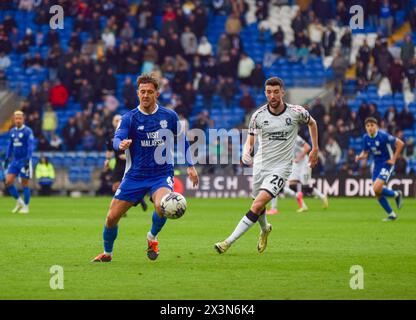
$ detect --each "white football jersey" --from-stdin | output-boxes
[248,103,311,173]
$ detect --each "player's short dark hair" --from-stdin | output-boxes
[364,117,378,125]
[265,77,284,88]
[136,74,160,90]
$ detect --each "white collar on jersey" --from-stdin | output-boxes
[138,104,159,115]
[15,125,26,131]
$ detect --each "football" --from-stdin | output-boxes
[160,192,187,219]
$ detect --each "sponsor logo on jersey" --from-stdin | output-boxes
[263,120,269,126]
[269,131,289,141]
[137,125,144,130]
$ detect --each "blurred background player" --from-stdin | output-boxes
[92,74,198,263]
[104,114,148,214]
[355,117,404,221]
[4,111,34,214]
[215,77,319,254]
[267,135,328,214]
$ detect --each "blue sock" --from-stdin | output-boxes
[7,185,19,199]
[103,225,118,254]
[150,211,167,238]
[378,196,393,215]
[381,187,395,197]
[23,187,30,205]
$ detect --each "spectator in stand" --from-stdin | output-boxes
[180,82,196,117]
[193,110,213,130]
[122,77,137,108]
[42,103,57,140]
[198,74,216,111]
[101,68,117,97]
[49,80,69,108]
[341,148,360,175]
[379,0,394,36]
[239,90,256,113]
[313,0,333,24]
[81,130,96,151]
[181,26,197,60]
[218,77,236,108]
[383,105,399,132]
[323,136,342,174]
[120,21,134,42]
[400,34,415,68]
[0,52,11,70]
[35,156,55,196]
[101,27,115,49]
[238,52,255,86]
[37,134,52,151]
[368,0,381,29]
[406,58,416,91]
[368,103,382,123]
[331,51,348,93]
[50,134,63,151]
[225,12,242,36]
[62,117,80,151]
[308,16,324,44]
[291,10,306,35]
[321,25,336,56]
[398,107,414,130]
[217,33,231,57]
[340,28,352,62]
[388,59,405,94]
[197,36,212,61]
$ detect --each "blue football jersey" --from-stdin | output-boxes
[362,130,396,165]
[6,125,35,162]
[113,105,192,179]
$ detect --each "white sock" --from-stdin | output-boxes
[226,216,256,244]
[312,188,325,200]
[270,197,277,210]
[147,231,156,241]
[389,211,397,217]
[284,186,296,198]
[258,212,269,231]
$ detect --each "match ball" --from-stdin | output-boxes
[160,192,187,219]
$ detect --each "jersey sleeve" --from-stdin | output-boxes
[362,135,370,152]
[113,113,131,151]
[386,132,397,145]
[293,105,311,124]
[25,128,35,161]
[248,113,259,135]
[171,112,193,167]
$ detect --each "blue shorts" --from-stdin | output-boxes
[114,174,174,206]
[7,160,32,179]
[372,163,394,182]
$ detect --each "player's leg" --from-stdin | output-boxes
[216,190,272,253]
[373,178,398,221]
[91,198,133,262]
[18,178,31,214]
[266,196,278,215]
[146,176,174,260]
[5,173,24,213]
[289,181,308,212]
[215,172,284,253]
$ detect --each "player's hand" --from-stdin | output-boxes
[119,139,132,150]
[308,148,318,168]
[386,159,396,165]
[187,166,199,187]
[242,153,253,166]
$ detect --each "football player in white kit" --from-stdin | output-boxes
[214,77,319,254]
[267,135,328,214]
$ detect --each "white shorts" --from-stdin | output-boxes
[288,161,311,185]
[252,164,292,198]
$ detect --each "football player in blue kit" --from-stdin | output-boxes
[4,111,35,214]
[92,74,199,262]
[355,117,404,221]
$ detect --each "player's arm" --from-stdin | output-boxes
[355,150,368,162]
[307,116,319,168]
[113,114,132,151]
[242,134,255,165]
[5,134,13,167]
[25,129,35,166]
[387,137,405,165]
[296,140,311,163]
[173,113,199,187]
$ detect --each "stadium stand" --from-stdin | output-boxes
[0,0,415,192]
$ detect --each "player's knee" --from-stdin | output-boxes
[106,213,119,228]
[373,185,382,196]
[154,202,164,216]
[250,201,264,214]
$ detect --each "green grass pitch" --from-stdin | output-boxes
[0,196,415,300]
